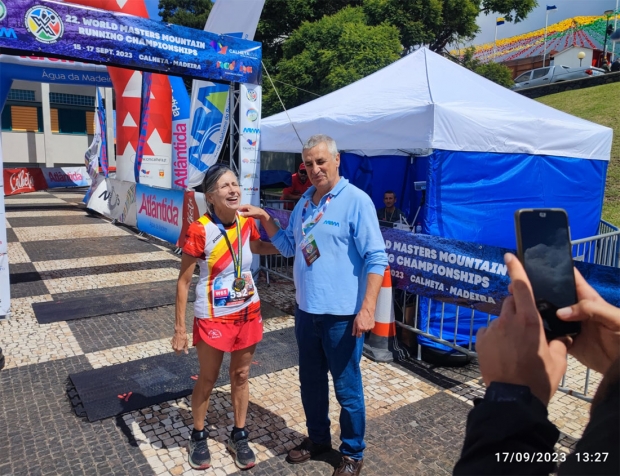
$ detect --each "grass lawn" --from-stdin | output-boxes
[536,82,620,226]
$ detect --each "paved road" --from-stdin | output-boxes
[0,189,590,475]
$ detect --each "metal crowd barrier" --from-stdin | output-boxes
[261,198,296,210]
[258,220,618,402]
[571,221,620,268]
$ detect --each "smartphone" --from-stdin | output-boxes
[514,208,581,339]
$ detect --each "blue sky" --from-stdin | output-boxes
[473,0,619,45]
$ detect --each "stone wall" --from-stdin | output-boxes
[516,71,620,99]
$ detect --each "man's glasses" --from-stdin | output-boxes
[298,170,307,175]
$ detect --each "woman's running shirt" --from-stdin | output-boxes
[182,213,261,322]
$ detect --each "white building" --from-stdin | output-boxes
[1,81,115,168]
[551,46,596,68]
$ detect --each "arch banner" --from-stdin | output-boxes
[0,0,262,84]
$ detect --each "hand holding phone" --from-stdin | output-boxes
[515,208,581,339]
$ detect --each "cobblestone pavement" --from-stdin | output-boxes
[0,190,599,475]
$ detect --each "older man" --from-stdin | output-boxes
[240,134,388,476]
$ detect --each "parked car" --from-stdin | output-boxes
[511,65,605,90]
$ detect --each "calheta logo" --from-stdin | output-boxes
[25,5,64,44]
[0,1,7,22]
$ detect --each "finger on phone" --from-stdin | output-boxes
[573,267,601,301]
[504,254,537,319]
[557,299,620,329]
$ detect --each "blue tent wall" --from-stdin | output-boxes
[425,150,607,248]
[339,153,428,224]
[418,149,608,352]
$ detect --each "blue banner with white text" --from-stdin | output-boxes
[0,0,261,84]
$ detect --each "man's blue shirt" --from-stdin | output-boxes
[271,177,388,315]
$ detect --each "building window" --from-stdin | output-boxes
[49,92,95,107]
[56,108,87,134]
[7,89,36,102]
[2,105,43,132]
[1,106,11,131]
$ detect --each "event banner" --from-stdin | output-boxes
[3,168,48,195]
[383,228,512,315]
[135,184,183,244]
[1,0,262,84]
[0,55,112,86]
[383,228,620,315]
[86,177,137,226]
[3,167,92,195]
[239,84,261,208]
[42,167,92,188]
[170,76,190,190]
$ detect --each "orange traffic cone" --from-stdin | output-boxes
[363,266,397,362]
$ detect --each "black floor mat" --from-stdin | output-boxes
[33,283,195,324]
[68,326,298,422]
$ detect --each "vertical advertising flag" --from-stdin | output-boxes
[135,72,152,183]
[239,84,261,208]
[187,0,266,188]
[170,77,191,190]
[239,83,261,272]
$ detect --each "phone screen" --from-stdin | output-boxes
[516,209,580,338]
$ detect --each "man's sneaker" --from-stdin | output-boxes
[287,437,332,464]
[333,456,364,476]
[188,430,211,470]
[227,429,256,469]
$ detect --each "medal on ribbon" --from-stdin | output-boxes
[212,214,244,292]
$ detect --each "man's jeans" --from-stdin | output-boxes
[294,306,366,459]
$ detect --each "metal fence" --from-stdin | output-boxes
[259,220,618,402]
[571,220,620,268]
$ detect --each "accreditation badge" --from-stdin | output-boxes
[300,234,320,266]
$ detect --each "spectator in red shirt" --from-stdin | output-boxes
[280,163,312,210]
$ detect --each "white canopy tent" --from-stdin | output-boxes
[260,47,612,161]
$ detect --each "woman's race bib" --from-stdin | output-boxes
[212,271,256,307]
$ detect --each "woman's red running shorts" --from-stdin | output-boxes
[193,315,263,352]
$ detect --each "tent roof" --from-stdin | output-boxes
[260,48,612,161]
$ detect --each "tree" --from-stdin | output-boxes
[363,0,538,53]
[457,47,514,87]
[158,0,213,30]
[262,7,402,116]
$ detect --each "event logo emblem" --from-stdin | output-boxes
[0,2,7,22]
[246,139,257,147]
[246,89,258,102]
[25,6,64,44]
[210,40,228,54]
[246,109,258,122]
[159,169,165,178]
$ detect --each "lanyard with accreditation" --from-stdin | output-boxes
[299,194,333,266]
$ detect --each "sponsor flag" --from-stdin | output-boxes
[170,77,191,190]
[496,17,505,26]
[187,0,266,189]
[135,72,153,183]
[546,5,557,11]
